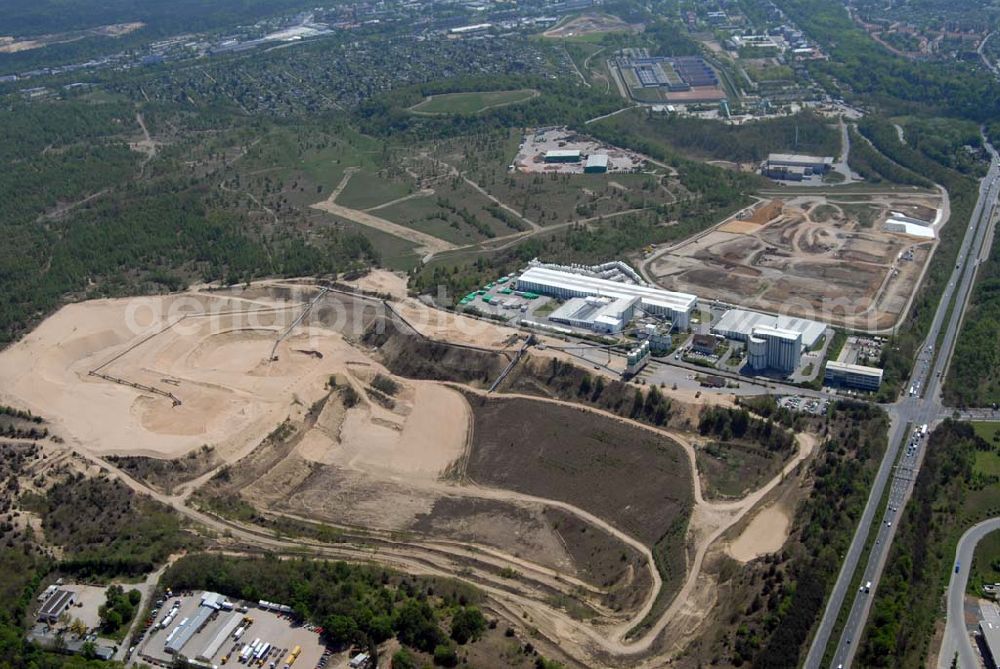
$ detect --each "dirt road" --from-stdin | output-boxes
[311,170,457,256]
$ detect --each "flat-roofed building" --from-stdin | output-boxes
[766,153,834,173]
[980,620,1000,669]
[548,295,638,333]
[584,154,609,173]
[516,266,697,328]
[712,308,826,349]
[544,149,581,163]
[824,361,883,391]
[38,589,76,623]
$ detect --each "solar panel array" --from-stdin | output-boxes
[672,57,719,87]
[620,55,719,90]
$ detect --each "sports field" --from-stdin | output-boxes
[409,89,538,115]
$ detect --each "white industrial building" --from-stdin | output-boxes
[625,340,651,376]
[165,591,228,655]
[516,266,697,328]
[543,149,581,163]
[824,361,883,391]
[766,153,833,172]
[747,325,802,374]
[548,295,638,333]
[38,589,76,623]
[712,308,826,349]
[884,211,935,239]
[585,153,609,173]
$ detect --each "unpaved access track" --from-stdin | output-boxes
[311,169,456,256]
[0,277,821,667]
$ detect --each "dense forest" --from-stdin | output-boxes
[594,109,841,164]
[846,126,931,187]
[945,229,1000,405]
[727,401,888,666]
[162,554,487,661]
[698,406,795,452]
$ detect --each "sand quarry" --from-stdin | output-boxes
[646,193,942,331]
[0,273,816,667]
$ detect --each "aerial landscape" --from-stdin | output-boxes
[0,0,999,668]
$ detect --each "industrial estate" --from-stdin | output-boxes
[1,0,1000,668]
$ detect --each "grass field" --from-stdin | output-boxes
[696,442,787,499]
[409,89,538,115]
[335,169,413,210]
[968,529,1000,595]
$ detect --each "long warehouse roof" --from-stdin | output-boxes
[517,267,697,312]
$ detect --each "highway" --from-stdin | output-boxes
[804,141,1000,669]
[939,518,1000,669]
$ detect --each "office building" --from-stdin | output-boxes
[824,361,884,391]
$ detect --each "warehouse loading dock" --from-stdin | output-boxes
[139,592,327,669]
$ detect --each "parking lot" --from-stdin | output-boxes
[138,592,328,669]
[778,395,830,415]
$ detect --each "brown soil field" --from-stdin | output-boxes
[543,13,638,38]
[718,219,762,234]
[647,192,942,330]
[462,394,693,595]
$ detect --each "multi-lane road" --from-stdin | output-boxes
[803,142,1000,669]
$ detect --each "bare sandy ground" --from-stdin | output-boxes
[0,279,823,668]
[343,269,409,300]
[336,381,468,479]
[0,291,459,463]
[726,503,792,562]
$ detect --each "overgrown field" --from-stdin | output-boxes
[462,394,693,604]
[410,89,538,115]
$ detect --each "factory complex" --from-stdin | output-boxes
[465,259,887,387]
[761,153,833,181]
[711,308,826,348]
[516,265,697,328]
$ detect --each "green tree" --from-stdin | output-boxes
[449,607,486,644]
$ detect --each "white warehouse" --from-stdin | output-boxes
[712,308,826,349]
[516,266,697,328]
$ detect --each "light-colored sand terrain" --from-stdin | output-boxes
[337,381,468,479]
[0,278,824,668]
[0,289,469,465]
[727,503,792,562]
